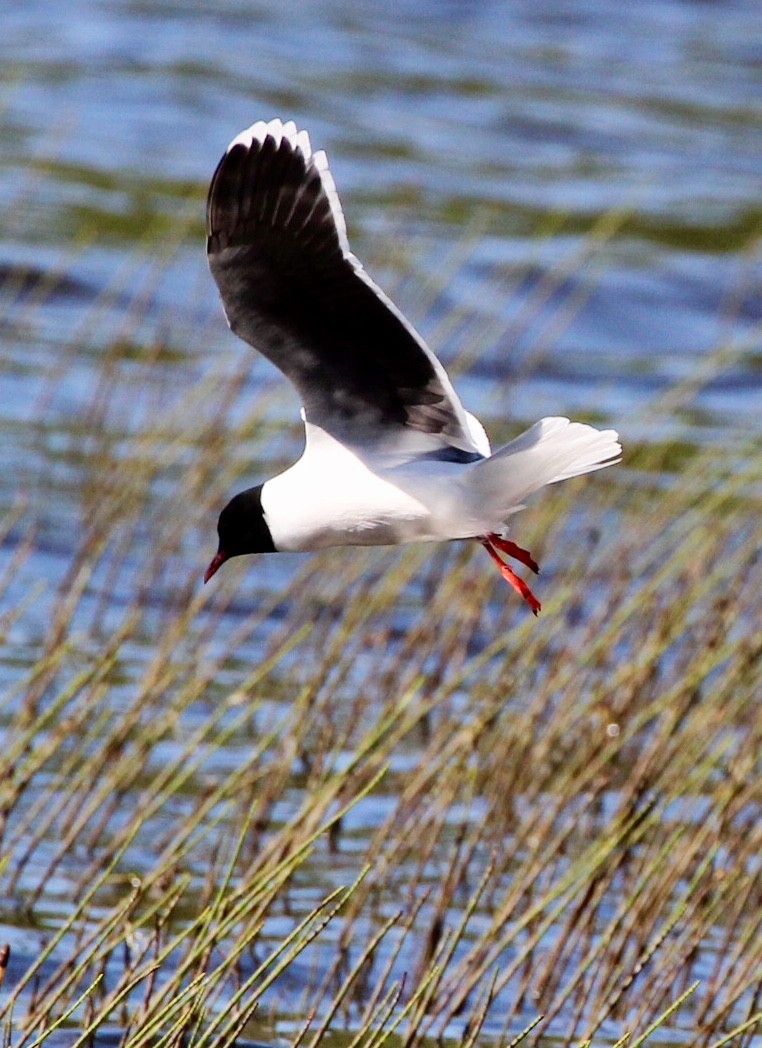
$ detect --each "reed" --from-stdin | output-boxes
[0,178,759,1047]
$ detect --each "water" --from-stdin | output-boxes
[0,0,760,1044]
[4,2,761,452]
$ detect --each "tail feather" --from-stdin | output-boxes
[470,417,621,522]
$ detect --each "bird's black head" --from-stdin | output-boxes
[204,484,275,583]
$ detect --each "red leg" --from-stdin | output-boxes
[487,533,539,574]
[480,539,542,615]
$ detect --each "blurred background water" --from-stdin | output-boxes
[2,0,760,665]
[3,0,760,444]
[0,0,760,1043]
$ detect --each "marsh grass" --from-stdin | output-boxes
[0,188,760,1048]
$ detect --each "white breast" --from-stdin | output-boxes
[259,419,497,552]
[259,436,432,552]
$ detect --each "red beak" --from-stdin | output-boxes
[204,550,228,584]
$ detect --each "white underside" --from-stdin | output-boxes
[260,418,621,552]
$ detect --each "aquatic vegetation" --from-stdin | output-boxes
[0,207,759,1047]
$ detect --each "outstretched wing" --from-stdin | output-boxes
[206,118,485,458]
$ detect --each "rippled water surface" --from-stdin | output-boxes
[1,0,760,1044]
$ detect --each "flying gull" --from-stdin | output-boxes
[203,119,621,613]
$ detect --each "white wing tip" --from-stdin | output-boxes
[222,120,349,247]
[227,118,313,159]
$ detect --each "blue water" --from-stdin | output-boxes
[1,0,760,1043]
[2,0,760,449]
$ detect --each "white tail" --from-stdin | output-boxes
[469,417,621,522]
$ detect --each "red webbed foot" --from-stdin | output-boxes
[480,536,542,615]
[486,532,539,574]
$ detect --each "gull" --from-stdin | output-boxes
[203,119,621,613]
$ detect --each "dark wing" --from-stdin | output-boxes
[206,119,484,455]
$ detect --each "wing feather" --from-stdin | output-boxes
[206,118,483,456]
